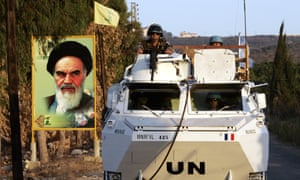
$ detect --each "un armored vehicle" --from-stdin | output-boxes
[102,44,269,180]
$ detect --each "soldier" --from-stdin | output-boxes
[209,36,223,46]
[137,23,174,54]
[207,93,222,110]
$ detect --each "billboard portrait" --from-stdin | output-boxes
[32,35,96,130]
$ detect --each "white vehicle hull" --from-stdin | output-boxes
[102,48,269,180]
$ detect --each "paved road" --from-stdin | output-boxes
[267,134,300,179]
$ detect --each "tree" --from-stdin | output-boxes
[251,61,273,84]
[269,22,297,117]
[37,131,49,163]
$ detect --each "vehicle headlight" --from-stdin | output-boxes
[105,171,121,180]
[249,171,266,180]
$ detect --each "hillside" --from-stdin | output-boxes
[168,35,300,64]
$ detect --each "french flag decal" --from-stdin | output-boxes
[224,133,235,141]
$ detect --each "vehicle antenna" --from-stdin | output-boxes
[243,0,248,43]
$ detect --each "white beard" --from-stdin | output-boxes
[55,84,83,113]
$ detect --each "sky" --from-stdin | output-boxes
[126,0,300,37]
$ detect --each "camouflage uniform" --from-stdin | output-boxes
[139,37,173,54]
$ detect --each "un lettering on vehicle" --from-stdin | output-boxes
[134,133,171,141]
[166,161,206,175]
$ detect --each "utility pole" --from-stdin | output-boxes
[130,2,139,23]
[6,0,24,179]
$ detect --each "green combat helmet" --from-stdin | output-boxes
[147,23,164,37]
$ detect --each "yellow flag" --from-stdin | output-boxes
[94,1,120,27]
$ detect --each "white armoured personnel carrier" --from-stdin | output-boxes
[102,45,269,180]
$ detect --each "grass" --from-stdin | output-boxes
[268,115,300,146]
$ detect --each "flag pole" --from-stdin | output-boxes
[93,1,119,156]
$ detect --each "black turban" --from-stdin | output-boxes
[47,41,93,76]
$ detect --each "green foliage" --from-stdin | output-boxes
[251,62,273,83]
[0,0,143,145]
[0,0,142,86]
[95,0,143,82]
[295,64,300,97]
[0,3,5,64]
[268,116,300,146]
[0,0,94,84]
[16,0,93,36]
[262,22,300,147]
[269,22,298,116]
[250,23,300,146]
[250,62,272,96]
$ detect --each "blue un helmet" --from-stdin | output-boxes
[207,92,222,101]
[209,36,223,45]
[147,23,163,37]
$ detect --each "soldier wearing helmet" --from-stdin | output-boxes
[137,23,174,54]
[209,36,223,46]
[206,92,222,110]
